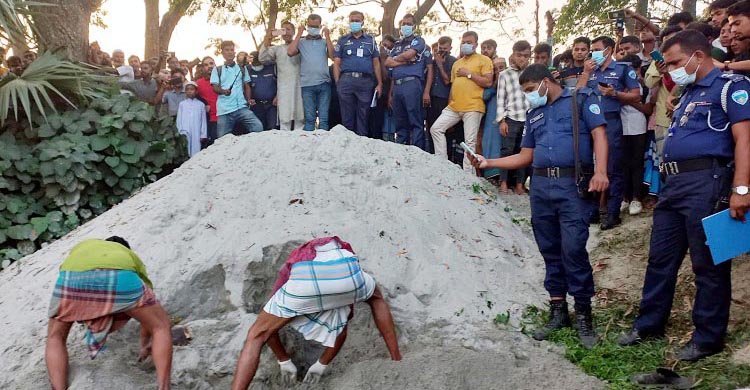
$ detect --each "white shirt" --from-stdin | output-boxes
[621,86,647,136]
[176,98,207,157]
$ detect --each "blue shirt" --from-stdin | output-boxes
[585,60,640,113]
[431,54,456,99]
[248,65,277,101]
[521,87,607,168]
[210,63,251,116]
[663,69,750,162]
[388,35,429,80]
[298,37,331,87]
[334,33,378,74]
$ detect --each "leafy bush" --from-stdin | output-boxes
[0,90,187,267]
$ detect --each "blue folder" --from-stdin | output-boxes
[702,209,750,265]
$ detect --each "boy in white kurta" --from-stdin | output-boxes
[176,81,207,157]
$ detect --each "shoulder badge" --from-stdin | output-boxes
[732,90,749,105]
[628,69,637,79]
[589,104,601,115]
[412,39,419,46]
[334,44,340,51]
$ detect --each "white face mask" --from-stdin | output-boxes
[668,52,698,86]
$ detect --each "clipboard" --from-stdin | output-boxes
[701,209,750,265]
[370,90,379,108]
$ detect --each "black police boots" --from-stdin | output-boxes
[678,340,723,362]
[575,303,599,349]
[532,300,571,341]
[600,215,622,230]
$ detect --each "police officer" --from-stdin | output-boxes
[618,30,750,361]
[333,11,383,137]
[248,51,278,131]
[384,13,431,150]
[577,36,641,230]
[470,64,610,349]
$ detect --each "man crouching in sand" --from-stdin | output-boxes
[46,237,172,390]
[231,236,402,389]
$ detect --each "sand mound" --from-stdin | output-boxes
[0,127,602,389]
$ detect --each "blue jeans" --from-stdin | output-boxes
[217,107,263,137]
[301,82,331,131]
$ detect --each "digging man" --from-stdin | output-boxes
[231,236,402,389]
[45,237,173,390]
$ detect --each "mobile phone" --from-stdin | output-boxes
[460,142,479,159]
[608,10,625,20]
[170,76,182,86]
[650,50,664,62]
[598,82,612,88]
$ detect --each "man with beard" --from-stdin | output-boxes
[259,21,305,130]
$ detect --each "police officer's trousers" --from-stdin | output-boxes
[338,74,374,137]
[605,114,624,218]
[251,102,278,131]
[392,79,426,150]
[634,165,731,348]
[530,176,596,304]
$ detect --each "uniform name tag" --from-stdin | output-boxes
[357,48,364,57]
[530,113,544,124]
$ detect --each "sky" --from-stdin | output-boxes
[89,0,557,61]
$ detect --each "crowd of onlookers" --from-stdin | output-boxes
[3,1,749,222]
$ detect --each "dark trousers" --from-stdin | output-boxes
[251,102,278,131]
[338,74,374,136]
[392,79,426,150]
[622,133,648,201]
[369,81,390,139]
[605,115,624,218]
[499,119,526,183]
[530,176,595,305]
[634,166,731,348]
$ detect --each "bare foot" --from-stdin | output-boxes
[499,181,509,194]
[514,183,526,195]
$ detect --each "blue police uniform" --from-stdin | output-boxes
[335,32,379,137]
[633,69,750,349]
[586,60,640,221]
[389,34,430,150]
[248,64,278,130]
[521,87,607,304]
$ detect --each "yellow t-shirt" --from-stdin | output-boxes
[448,54,494,113]
[59,239,153,288]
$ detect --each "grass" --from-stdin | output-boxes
[520,290,750,390]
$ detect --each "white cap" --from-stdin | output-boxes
[185,81,198,88]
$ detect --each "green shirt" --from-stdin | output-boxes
[60,239,153,288]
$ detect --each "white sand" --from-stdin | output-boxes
[0,127,602,389]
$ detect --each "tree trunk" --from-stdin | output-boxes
[144,0,160,61]
[381,0,402,38]
[30,0,102,61]
[157,0,195,56]
[413,0,436,26]
[682,0,696,17]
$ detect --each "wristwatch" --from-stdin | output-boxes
[733,186,750,195]
[467,73,472,79]
[724,61,731,72]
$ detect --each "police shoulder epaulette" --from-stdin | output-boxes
[614,61,632,68]
[719,73,747,82]
[576,86,595,96]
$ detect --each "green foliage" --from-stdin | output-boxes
[0,91,187,268]
[522,302,750,389]
[0,51,111,126]
[553,0,631,44]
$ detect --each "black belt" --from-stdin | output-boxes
[604,112,620,120]
[533,167,576,178]
[659,158,721,176]
[343,72,371,78]
[394,76,418,85]
[255,100,273,105]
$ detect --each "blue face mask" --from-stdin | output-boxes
[400,25,414,37]
[350,22,362,33]
[460,43,474,56]
[524,81,548,109]
[591,49,607,66]
[307,27,321,36]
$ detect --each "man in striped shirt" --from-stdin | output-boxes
[496,40,532,194]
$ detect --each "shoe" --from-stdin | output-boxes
[618,328,665,346]
[600,216,622,230]
[678,340,723,362]
[574,303,599,349]
[631,368,694,389]
[629,200,643,215]
[532,300,572,341]
[620,201,630,213]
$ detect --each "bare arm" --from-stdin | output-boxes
[333,58,341,84]
[469,72,494,89]
[395,49,418,62]
[615,88,641,105]
[423,63,433,96]
[588,125,610,192]
[373,57,383,87]
[287,29,303,57]
[626,9,660,35]
[483,147,534,170]
[629,100,655,116]
[324,31,335,61]
[384,56,405,68]
[437,60,451,85]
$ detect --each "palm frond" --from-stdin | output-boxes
[0,0,49,47]
[0,51,113,126]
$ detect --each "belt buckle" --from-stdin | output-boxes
[669,161,679,175]
[547,167,560,179]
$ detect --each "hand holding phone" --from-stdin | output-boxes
[650,50,664,63]
[460,142,479,160]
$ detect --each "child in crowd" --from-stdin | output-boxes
[176,81,207,158]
